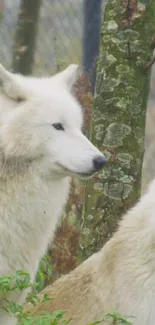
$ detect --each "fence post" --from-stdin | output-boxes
[82,0,102,93]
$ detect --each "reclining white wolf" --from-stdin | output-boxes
[0,63,106,325]
[25,179,155,325]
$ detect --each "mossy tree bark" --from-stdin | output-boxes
[79,0,155,260]
[12,0,41,75]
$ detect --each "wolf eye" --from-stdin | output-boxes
[52,123,64,131]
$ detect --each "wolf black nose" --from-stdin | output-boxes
[93,155,107,171]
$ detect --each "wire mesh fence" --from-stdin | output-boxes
[0,0,83,75]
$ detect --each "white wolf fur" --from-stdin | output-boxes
[25,180,155,325]
[0,63,106,325]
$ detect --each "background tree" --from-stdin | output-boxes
[0,0,4,15]
[12,0,41,75]
[47,0,155,280]
[78,0,155,260]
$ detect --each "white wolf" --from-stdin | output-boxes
[26,179,155,325]
[0,63,106,325]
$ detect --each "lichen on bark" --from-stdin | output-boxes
[79,0,155,260]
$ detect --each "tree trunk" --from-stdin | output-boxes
[79,0,155,260]
[0,0,4,16]
[12,0,41,75]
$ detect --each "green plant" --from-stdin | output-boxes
[88,312,134,325]
[36,254,53,292]
[0,270,71,324]
[0,271,134,325]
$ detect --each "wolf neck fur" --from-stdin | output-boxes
[0,147,71,277]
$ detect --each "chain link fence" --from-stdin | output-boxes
[0,0,83,75]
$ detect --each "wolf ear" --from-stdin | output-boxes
[51,64,80,91]
[0,64,26,101]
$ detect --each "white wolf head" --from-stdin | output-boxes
[0,64,106,179]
